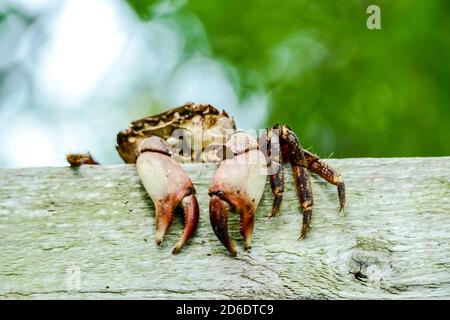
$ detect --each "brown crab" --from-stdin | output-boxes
[68,103,345,256]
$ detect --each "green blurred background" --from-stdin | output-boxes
[0,0,448,167]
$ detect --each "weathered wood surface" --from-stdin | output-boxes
[0,157,449,299]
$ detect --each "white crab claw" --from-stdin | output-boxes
[136,136,199,253]
[209,132,267,256]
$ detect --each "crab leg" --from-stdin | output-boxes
[291,165,313,239]
[66,153,99,166]
[280,126,317,238]
[136,136,199,253]
[209,132,267,256]
[303,150,346,211]
[269,169,284,217]
[266,124,345,239]
[264,128,284,218]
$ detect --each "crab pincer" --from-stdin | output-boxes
[209,132,267,256]
[136,136,199,253]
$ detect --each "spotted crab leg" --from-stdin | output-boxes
[281,125,315,239]
[136,136,199,253]
[261,128,284,218]
[303,150,346,211]
[264,124,345,239]
[209,132,267,256]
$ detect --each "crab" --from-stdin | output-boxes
[68,103,345,256]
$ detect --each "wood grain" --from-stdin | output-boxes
[0,157,449,299]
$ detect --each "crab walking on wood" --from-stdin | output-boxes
[67,103,345,256]
[135,136,199,253]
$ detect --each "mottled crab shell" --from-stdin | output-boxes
[116,103,236,164]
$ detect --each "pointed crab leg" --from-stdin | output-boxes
[303,150,346,211]
[136,136,199,253]
[264,129,284,218]
[265,124,345,239]
[209,132,267,256]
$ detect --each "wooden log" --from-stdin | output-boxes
[0,157,449,299]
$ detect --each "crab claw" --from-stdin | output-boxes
[136,136,199,253]
[209,132,267,256]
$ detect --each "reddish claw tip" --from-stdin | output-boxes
[172,247,180,254]
[172,194,199,254]
[209,195,237,256]
[155,227,166,246]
